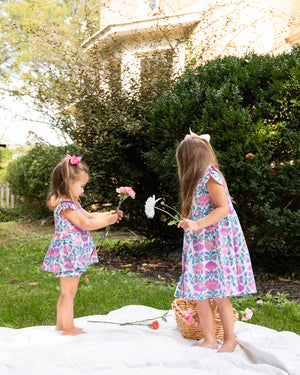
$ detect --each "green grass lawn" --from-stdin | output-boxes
[0,221,299,334]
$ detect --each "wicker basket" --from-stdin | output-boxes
[172,298,239,340]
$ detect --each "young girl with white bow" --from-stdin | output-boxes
[175,130,256,352]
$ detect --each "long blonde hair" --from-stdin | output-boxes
[47,156,89,210]
[176,136,219,218]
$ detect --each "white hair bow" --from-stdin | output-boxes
[185,128,210,142]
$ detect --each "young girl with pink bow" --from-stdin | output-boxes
[42,154,123,336]
[174,130,256,352]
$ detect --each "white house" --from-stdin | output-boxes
[82,0,300,92]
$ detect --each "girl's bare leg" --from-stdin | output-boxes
[56,294,63,331]
[196,299,218,349]
[59,277,86,336]
[214,297,236,352]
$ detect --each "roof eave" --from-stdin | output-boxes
[82,11,203,51]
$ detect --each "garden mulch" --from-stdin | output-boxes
[97,249,300,304]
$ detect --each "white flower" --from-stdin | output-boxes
[145,195,161,218]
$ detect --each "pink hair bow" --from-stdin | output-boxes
[185,128,210,142]
[66,154,82,165]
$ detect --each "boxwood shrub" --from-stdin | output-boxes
[146,47,300,274]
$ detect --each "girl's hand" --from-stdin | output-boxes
[116,210,123,223]
[178,219,200,232]
[108,210,123,224]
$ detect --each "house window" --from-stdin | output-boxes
[108,57,121,93]
[140,49,173,101]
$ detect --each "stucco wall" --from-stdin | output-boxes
[90,0,299,92]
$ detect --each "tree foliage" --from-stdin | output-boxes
[1,0,181,240]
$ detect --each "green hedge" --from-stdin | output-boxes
[146,47,300,273]
[6,144,79,218]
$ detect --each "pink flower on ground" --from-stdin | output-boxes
[242,308,253,321]
[116,186,136,199]
[151,320,159,329]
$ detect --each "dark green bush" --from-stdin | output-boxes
[0,207,19,222]
[146,47,300,273]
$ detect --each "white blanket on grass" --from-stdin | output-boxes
[0,305,299,375]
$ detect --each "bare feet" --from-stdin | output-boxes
[56,325,84,332]
[217,340,237,353]
[62,327,86,336]
[197,340,218,350]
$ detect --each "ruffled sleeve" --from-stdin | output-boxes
[55,199,78,216]
[202,165,224,187]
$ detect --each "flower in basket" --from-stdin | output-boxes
[144,195,220,251]
[183,308,195,325]
[95,186,136,250]
[179,302,253,326]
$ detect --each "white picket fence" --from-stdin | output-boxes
[0,181,15,208]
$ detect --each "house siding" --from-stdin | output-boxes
[87,0,300,92]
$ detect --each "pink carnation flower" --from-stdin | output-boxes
[183,308,195,325]
[183,315,195,325]
[242,308,253,321]
[116,186,136,199]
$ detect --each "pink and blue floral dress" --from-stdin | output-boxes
[42,199,98,277]
[174,166,256,300]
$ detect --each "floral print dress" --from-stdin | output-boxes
[42,199,98,277]
[174,166,256,300]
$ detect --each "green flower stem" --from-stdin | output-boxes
[94,194,128,250]
[154,206,180,222]
[88,311,170,325]
[155,205,220,251]
[160,202,181,217]
[191,230,221,251]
